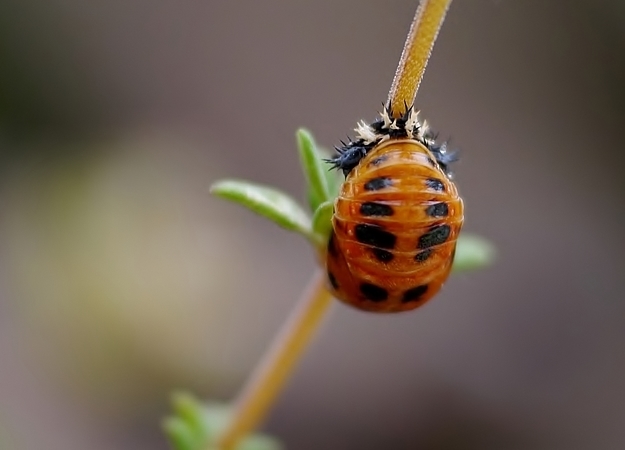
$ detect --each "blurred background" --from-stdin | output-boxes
[0,0,624,449]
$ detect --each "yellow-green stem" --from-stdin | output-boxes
[217,271,333,450]
[387,0,452,118]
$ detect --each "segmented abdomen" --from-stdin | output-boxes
[326,138,464,313]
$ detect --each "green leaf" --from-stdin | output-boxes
[211,179,312,238]
[315,146,342,201]
[172,392,212,440]
[237,435,284,450]
[305,145,342,213]
[297,129,331,211]
[452,233,496,272]
[163,393,283,450]
[311,201,334,246]
[163,417,196,450]
[202,402,232,437]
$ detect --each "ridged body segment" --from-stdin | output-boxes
[326,138,464,312]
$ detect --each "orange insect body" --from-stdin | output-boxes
[325,110,464,313]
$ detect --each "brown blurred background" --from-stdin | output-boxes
[1,0,624,449]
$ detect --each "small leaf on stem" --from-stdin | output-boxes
[452,233,496,272]
[236,435,284,450]
[162,417,197,450]
[311,201,334,246]
[316,146,342,200]
[163,392,283,450]
[171,392,212,440]
[297,129,331,211]
[210,179,312,238]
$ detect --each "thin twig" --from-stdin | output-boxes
[387,0,453,118]
[217,272,333,450]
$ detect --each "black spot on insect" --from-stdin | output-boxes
[417,225,451,249]
[427,156,436,167]
[402,285,428,303]
[372,248,394,263]
[355,224,396,249]
[364,177,393,191]
[425,178,445,192]
[369,155,388,166]
[360,202,394,217]
[327,232,338,258]
[415,249,433,262]
[327,271,339,290]
[360,283,388,302]
[426,202,449,218]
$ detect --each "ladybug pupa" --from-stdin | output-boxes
[325,104,464,313]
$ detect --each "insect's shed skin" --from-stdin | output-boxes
[326,138,464,313]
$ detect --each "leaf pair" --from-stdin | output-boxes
[210,128,495,271]
[210,128,340,249]
[163,392,282,450]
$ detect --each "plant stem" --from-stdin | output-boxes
[387,0,453,118]
[217,271,333,450]
[216,3,454,448]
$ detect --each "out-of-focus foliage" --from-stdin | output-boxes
[1,134,264,419]
[452,233,496,273]
[163,392,282,450]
